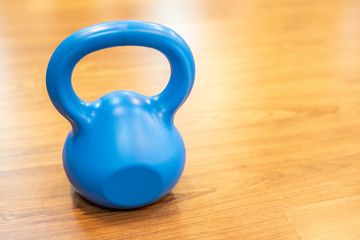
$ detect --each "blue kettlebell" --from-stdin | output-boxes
[46,21,195,209]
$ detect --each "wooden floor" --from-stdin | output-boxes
[1,0,360,239]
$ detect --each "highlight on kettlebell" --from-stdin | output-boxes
[46,20,195,209]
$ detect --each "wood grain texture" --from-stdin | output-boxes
[285,196,360,240]
[1,0,360,239]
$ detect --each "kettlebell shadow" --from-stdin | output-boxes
[70,187,181,225]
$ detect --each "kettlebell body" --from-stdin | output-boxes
[46,21,195,209]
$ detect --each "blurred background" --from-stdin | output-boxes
[1,1,360,239]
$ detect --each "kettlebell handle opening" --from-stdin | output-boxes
[46,21,195,128]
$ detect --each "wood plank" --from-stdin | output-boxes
[285,196,360,240]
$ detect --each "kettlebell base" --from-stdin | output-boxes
[102,165,163,209]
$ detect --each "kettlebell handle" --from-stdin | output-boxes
[46,21,195,127]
